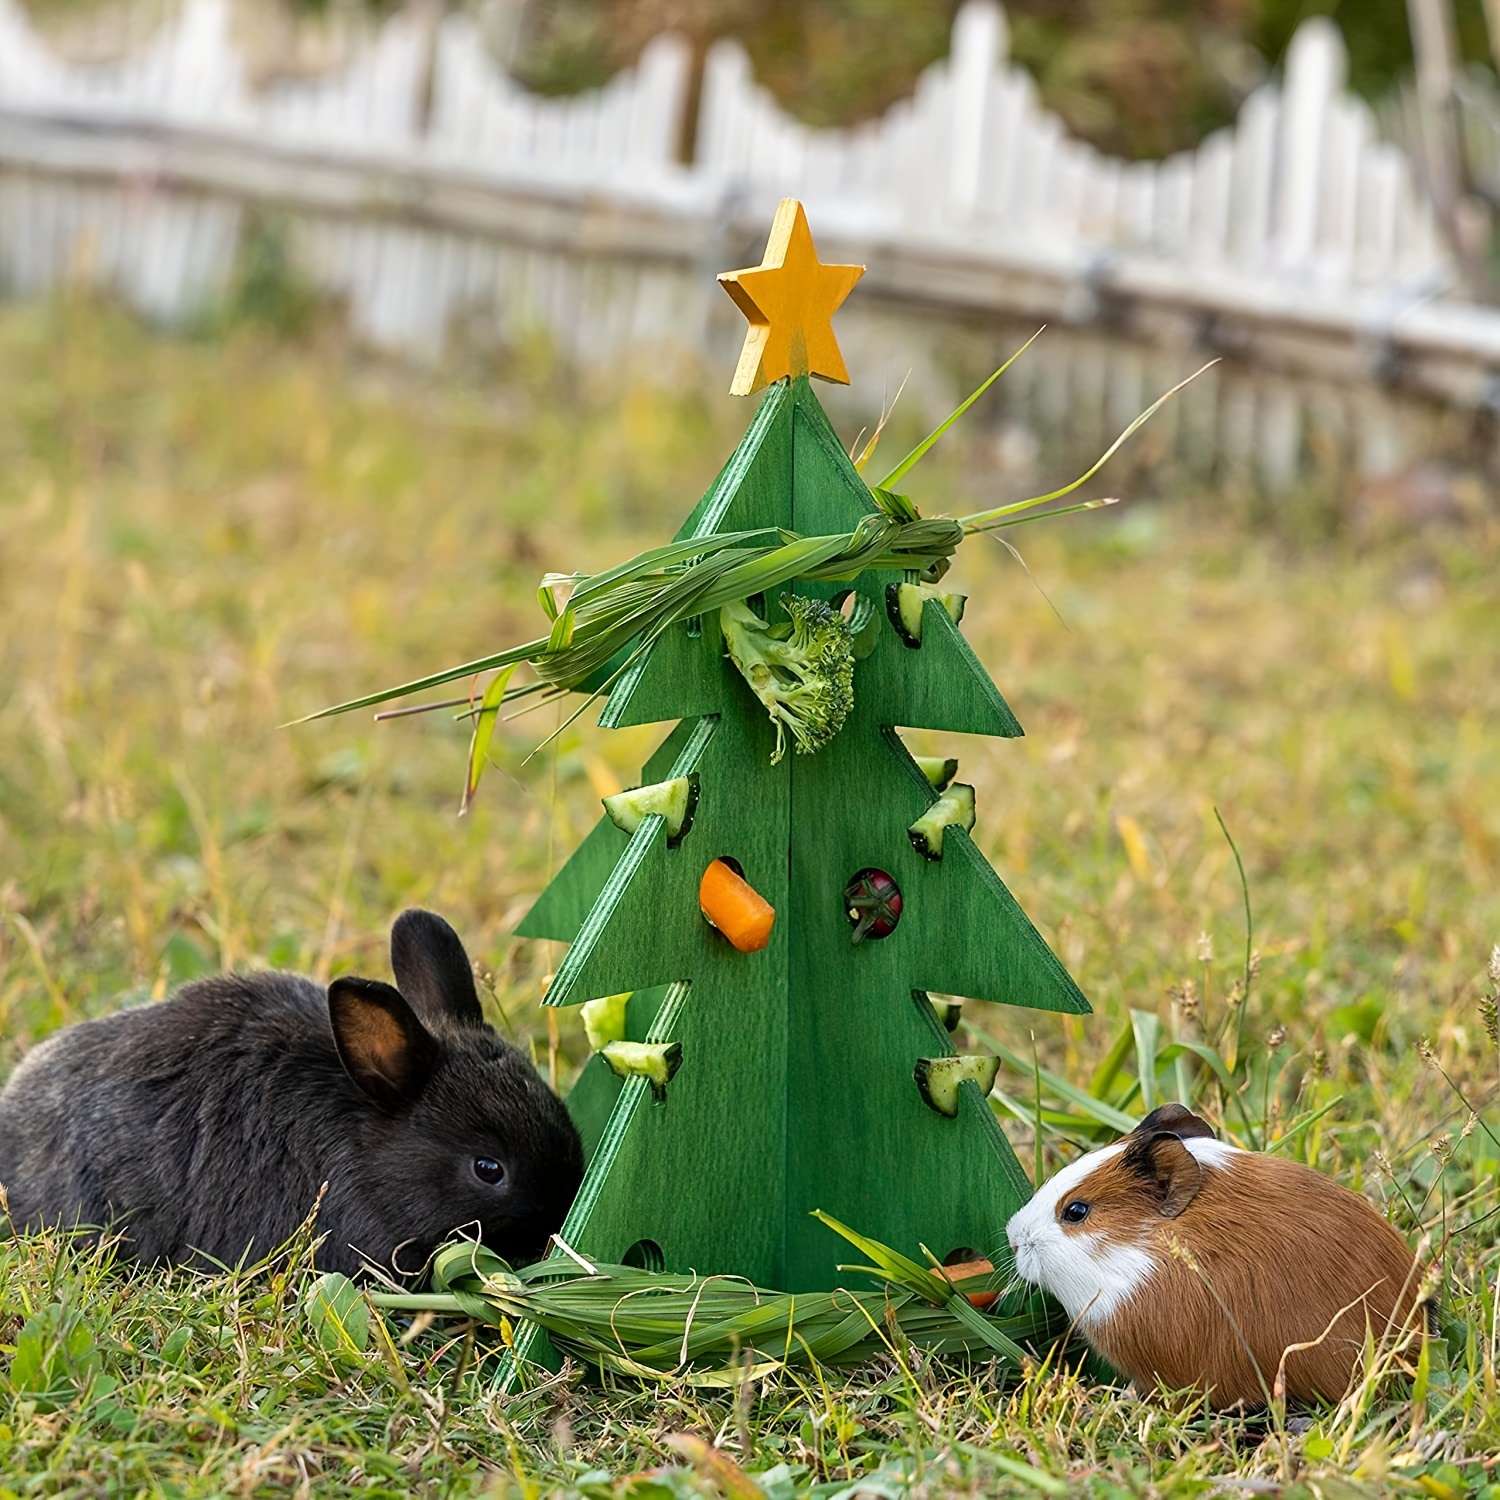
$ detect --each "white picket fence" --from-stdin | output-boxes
[700,6,1445,295]
[1,0,1496,480]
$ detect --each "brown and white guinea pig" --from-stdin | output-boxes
[1006,1103,1430,1409]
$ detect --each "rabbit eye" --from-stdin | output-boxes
[1061,1200,1090,1225]
[473,1158,506,1186]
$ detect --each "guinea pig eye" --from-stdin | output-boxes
[473,1158,506,1186]
[1061,1200,1090,1225]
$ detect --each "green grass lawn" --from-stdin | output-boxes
[1,299,1498,1496]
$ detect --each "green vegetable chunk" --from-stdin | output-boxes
[720,594,855,764]
[886,582,967,646]
[915,755,959,792]
[929,997,963,1033]
[602,775,699,845]
[908,783,976,860]
[914,1054,1000,1117]
[581,991,631,1052]
[601,1040,683,1101]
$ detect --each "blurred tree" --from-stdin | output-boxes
[512,0,963,161]
[18,0,1500,160]
[1002,0,1261,158]
[1252,0,1492,102]
[511,0,1497,159]
[518,0,1239,158]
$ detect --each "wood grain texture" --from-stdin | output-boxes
[521,375,1089,1331]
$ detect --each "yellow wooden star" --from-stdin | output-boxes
[718,200,865,396]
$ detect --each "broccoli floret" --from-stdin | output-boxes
[719,594,855,763]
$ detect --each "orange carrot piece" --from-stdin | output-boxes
[939,1257,998,1309]
[698,859,775,953]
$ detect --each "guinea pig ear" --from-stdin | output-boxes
[328,976,440,1111]
[1132,1102,1216,1141]
[388,909,485,1031]
[1121,1131,1204,1219]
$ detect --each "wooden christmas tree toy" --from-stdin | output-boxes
[301,199,1207,1377]
[515,200,1088,1315]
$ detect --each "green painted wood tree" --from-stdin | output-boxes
[515,364,1090,1305]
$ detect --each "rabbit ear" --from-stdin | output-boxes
[389,909,485,1031]
[328,976,440,1110]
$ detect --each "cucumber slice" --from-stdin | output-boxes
[908,783,975,860]
[581,991,631,1052]
[885,582,967,647]
[930,998,963,1033]
[845,592,883,661]
[601,1040,683,1101]
[914,1054,1000,1116]
[602,774,699,846]
[915,755,959,792]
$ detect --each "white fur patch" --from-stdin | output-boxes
[1005,1130,1242,1326]
[1014,1230,1157,1326]
[1183,1137,1239,1169]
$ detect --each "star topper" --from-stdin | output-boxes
[718,200,865,396]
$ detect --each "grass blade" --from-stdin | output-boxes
[932,1283,1030,1363]
[852,370,909,474]
[460,665,517,816]
[1215,805,1254,1010]
[1265,1096,1346,1157]
[960,361,1216,532]
[963,1021,1137,1133]
[1032,1036,1044,1190]
[287,638,551,723]
[877,329,1044,491]
[567,529,777,605]
[973,496,1119,531]
[990,1088,1118,1150]
[1131,1009,1160,1113]
[812,1210,949,1297]
[1088,1018,1136,1101]
[1157,1041,1261,1147]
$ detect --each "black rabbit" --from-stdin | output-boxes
[0,909,583,1277]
